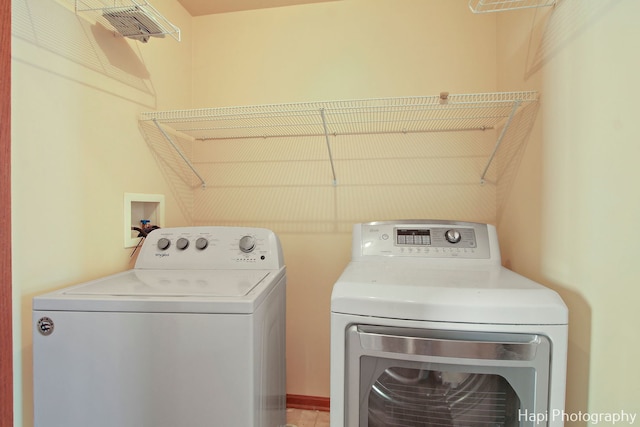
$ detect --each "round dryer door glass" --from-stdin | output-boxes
[366,366,521,427]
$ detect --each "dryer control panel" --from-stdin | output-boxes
[353,221,498,261]
[134,226,285,270]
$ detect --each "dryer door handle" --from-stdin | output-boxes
[354,325,544,361]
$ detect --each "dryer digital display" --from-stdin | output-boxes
[396,228,431,245]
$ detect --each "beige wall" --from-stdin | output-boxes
[191,0,497,106]
[11,0,193,425]
[190,0,498,397]
[497,0,640,421]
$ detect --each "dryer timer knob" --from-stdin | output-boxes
[239,235,256,253]
[445,229,462,244]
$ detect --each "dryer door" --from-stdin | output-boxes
[346,325,550,427]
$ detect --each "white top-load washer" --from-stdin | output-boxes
[331,221,568,427]
[33,226,286,427]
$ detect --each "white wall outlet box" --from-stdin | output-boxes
[124,193,165,248]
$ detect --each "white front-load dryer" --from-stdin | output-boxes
[330,221,568,427]
[33,226,286,427]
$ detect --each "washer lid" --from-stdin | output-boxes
[33,268,284,314]
[331,262,568,325]
[65,270,270,297]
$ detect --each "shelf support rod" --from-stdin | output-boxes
[320,108,338,186]
[480,100,521,184]
[152,119,206,188]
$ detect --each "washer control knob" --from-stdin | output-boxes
[176,237,189,250]
[239,235,256,253]
[445,229,462,244]
[195,237,209,250]
[157,237,171,251]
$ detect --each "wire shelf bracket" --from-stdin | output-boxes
[152,119,206,188]
[320,108,338,186]
[469,0,557,13]
[480,99,521,184]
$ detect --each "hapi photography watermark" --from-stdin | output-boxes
[519,409,637,425]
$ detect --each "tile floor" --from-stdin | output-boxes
[286,408,330,427]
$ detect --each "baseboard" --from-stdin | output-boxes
[286,394,330,412]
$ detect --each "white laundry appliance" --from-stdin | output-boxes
[331,220,568,427]
[33,226,286,427]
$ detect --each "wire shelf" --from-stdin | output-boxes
[141,92,537,140]
[76,0,180,42]
[140,91,538,186]
[469,0,556,13]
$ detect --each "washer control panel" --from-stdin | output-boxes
[354,221,495,260]
[134,226,284,270]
